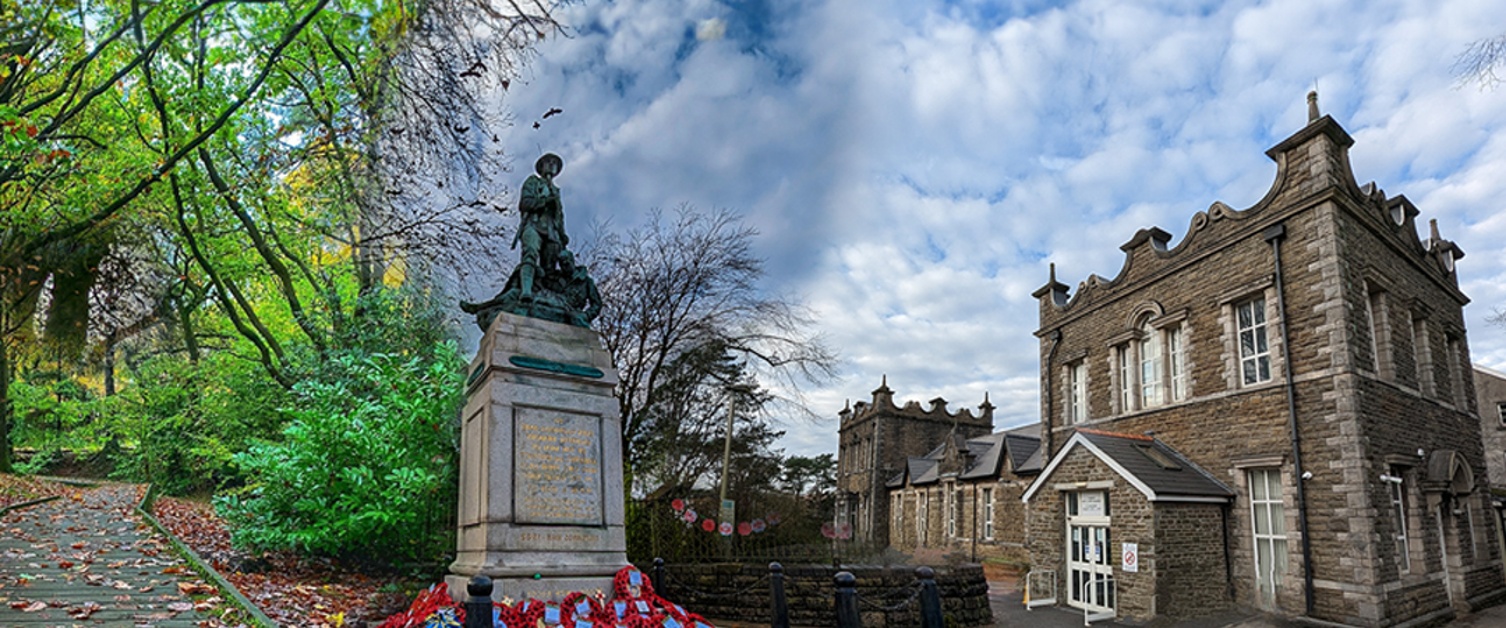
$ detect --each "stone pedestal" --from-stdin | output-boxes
[446,312,626,602]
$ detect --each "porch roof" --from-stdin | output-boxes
[1021,428,1234,504]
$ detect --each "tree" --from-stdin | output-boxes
[588,207,837,494]
[0,0,564,471]
[1455,34,1506,88]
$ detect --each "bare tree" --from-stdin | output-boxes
[1455,34,1506,89]
[586,207,837,492]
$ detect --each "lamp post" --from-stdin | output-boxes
[720,382,755,554]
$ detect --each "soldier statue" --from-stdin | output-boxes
[460,153,601,330]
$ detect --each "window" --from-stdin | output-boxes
[946,487,957,538]
[893,493,903,531]
[1364,287,1394,379]
[1238,298,1272,385]
[982,488,995,540]
[1462,499,1478,560]
[1140,319,1164,408]
[1447,337,1466,408]
[1498,402,1506,427]
[1067,361,1088,424]
[1412,315,1434,396]
[1249,469,1287,608]
[1384,467,1408,573]
[1116,346,1134,412]
[917,491,928,545]
[1168,326,1188,401]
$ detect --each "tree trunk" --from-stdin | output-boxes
[103,330,116,396]
[0,319,12,473]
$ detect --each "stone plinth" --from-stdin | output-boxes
[447,312,625,602]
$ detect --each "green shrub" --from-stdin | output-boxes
[214,341,463,564]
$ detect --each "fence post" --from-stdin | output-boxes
[464,575,493,628]
[835,571,860,628]
[916,566,943,628]
[652,557,666,595]
[770,562,789,628]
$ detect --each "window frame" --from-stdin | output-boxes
[1384,467,1409,574]
[1168,325,1188,401]
[982,487,995,540]
[1139,318,1165,408]
[1237,297,1273,386]
[1067,361,1088,424]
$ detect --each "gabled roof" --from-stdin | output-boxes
[1021,429,1233,504]
[907,457,940,485]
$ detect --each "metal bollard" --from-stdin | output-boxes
[652,557,666,596]
[835,571,860,628]
[465,575,494,628]
[770,562,790,628]
[916,566,943,628]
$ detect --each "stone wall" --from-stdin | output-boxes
[1154,502,1232,618]
[1476,366,1506,489]
[646,562,992,627]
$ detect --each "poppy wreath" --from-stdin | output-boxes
[376,567,715,628]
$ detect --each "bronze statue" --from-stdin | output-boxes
[461,153,602,330]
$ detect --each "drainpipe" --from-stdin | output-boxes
[1044,330,1063,457]
[1265,223,1314,617]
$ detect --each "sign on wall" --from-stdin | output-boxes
[1122,543,1138,572]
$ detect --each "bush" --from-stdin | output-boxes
[214,341,463,564]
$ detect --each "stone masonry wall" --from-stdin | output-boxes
[1154,502,1233,618]
[648,562,992,627]
[1024,446,1163,623]
[1028,113,1506,626]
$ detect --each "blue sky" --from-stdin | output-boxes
[483,0,1506,457]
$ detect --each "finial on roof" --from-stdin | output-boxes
[1307,90,1319,122]
[1049,262,1057,283]
[979,391,995,412]
[1429,218,1441,241]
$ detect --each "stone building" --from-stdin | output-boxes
[885,423,1041,563]
[835,378,994,547]
[1022,96,1506,626]
[1477,364,1506,579]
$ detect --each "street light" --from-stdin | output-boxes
[720,382,756,539]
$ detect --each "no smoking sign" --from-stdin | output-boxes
[1122,543,1139,572]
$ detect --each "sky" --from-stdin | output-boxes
[481,0,1506,458]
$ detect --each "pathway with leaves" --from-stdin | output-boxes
[0,483,227,626]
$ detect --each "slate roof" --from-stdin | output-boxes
[889,427,1044,486]
[1023,428,1233,503]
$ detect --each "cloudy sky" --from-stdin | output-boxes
[486,0,1506,458]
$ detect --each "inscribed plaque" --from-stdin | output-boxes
[514,408,604,525]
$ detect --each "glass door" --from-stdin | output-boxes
[1066,491,1114,615]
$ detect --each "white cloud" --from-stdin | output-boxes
[495,0,1506,458]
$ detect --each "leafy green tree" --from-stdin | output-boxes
[214,340,464,563]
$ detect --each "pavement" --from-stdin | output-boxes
[0,483,220,626]
[986,575,1506,627]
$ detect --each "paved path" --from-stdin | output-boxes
[0,483,220,627]
[986,577,1506,627]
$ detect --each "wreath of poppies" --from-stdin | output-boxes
[670,498,779,537]
[376,566,715,628]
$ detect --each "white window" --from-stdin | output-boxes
[1168,326,1188,401]
[1117,346,1134,412]
[1067,362,1088,424]
[1385,467,1408,573]
[893,493,902,531]
[982,488,995,540]
[917,491,928,545]
[945,487,957,538]
[1140,319,1164,408]
[1238,298,1272,385]
[1249,469,1287,608]
[1497,402,1506,427]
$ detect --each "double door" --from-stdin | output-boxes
[1067,522,1115,614]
